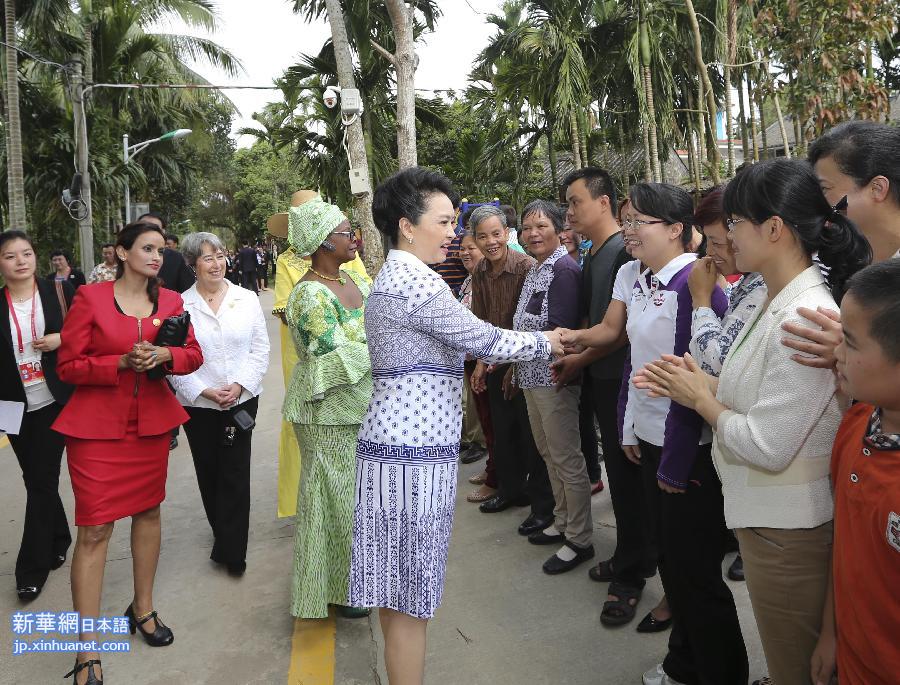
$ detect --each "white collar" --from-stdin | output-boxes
[387,248,437,276]
[651,252,697,285]
[183,280,240,315]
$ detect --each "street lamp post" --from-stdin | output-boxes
[123,128,192,223]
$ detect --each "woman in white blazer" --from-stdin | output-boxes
[636,159,871,685]
[168,232,270,577]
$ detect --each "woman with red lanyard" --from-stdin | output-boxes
[0,230,74,602]
[53,222,203,685]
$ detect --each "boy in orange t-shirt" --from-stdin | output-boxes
[811,260,900,685]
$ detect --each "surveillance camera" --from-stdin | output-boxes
[323,87,339,109]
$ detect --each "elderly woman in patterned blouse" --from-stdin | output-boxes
[511,200,594,574]
[282,198,373,620]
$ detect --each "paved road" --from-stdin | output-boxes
[0,288,766,684]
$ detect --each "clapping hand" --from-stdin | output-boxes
[633,354,712,410]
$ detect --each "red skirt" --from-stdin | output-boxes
[66,400,170,526]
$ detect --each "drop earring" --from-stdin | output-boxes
[407,235,414,244]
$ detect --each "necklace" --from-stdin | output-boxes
[309,267,346,285]
[199,283,227,303]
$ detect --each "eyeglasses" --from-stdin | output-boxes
[331,228,358,241]
[726,218,748,233]
[621,219,666,230]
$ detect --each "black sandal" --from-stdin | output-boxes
[64,659,102,684]
[600,582,641,627]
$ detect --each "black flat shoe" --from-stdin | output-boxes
[459,446,486,464]
[64,658,102,684]
[226,561,247,577]
[543,542,595,575]
[124,603,174,647]
[479,493,530,513]
[636,610,672,633]
[528,529,564,545]
[17,585,41,602]
[727,553,745,581]
[518,513,552,536]
[51,553,67,570]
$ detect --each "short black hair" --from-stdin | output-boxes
[500,205,518,229]
[101,242,115,250]
[50,249,69,261]
[0,229,33,252]
[137,211,167,229]
[372,167,460,246]
[521,200,565,233]
[629,182,696,248]
[808,121,900,207]
[844,260,900,362]
[164,233,178,245]
[561,166,618,213]
[460,207,475,229]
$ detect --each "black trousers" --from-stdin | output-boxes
[485,369,554,519]
[183,397,258,565]
[591,377,654,587]
[578,378,601,483]
[639,440,748,685]
[8,403,71,588]
[240,269,258,294]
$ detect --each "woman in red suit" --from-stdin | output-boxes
[54,222,203,685]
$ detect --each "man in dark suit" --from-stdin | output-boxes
[136,212,195,294]
[237,239,259,294]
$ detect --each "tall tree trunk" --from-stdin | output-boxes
[384,0,417,168]
[737,69,749,163]
[757,87,769,160]
[641,119,652,182]
[685,0,721,184]
[81,0,93,83]
[690,86,706,182]
[547,124,559,191]
[323,0,382,273]
[4,0,26,229]
[639,5,660,182]
[580,109,590,166]
[747,70,759,161]
[763,62,791,159]
[570,110,582,169]
[724,0,737,176]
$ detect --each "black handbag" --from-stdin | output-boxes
[148,311,190,380]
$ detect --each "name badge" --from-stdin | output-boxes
[18,355,46,388]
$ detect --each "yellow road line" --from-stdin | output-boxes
[0,435,9,449]
[287,613,336,685]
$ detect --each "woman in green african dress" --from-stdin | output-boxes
[282,198,372,619]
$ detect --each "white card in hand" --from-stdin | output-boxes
[0,400,26,435]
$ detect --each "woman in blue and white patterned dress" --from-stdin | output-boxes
[347,168,565,684]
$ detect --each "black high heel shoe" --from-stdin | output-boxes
[64,658,103,684]
[124,604,174,647]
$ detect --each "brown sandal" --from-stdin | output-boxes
[466,485,496,502]
[468,471,488,485]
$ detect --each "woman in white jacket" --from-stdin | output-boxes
[168,232,270,577]
[636,158,871,685]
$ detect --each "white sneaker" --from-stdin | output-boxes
[641,664,686,685]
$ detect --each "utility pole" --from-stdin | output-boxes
[71,58,95,270]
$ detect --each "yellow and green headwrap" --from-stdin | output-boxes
[287,198,347,257]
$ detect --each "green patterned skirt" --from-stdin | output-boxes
[290,423,359,619]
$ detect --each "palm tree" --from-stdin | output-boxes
[3,0,26,228]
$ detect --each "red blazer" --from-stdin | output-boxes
[53,281,203,439]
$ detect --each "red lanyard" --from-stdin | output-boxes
[6,281,38,354]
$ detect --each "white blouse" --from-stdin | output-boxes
[168,281,270,410]
[9,291,54,412]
